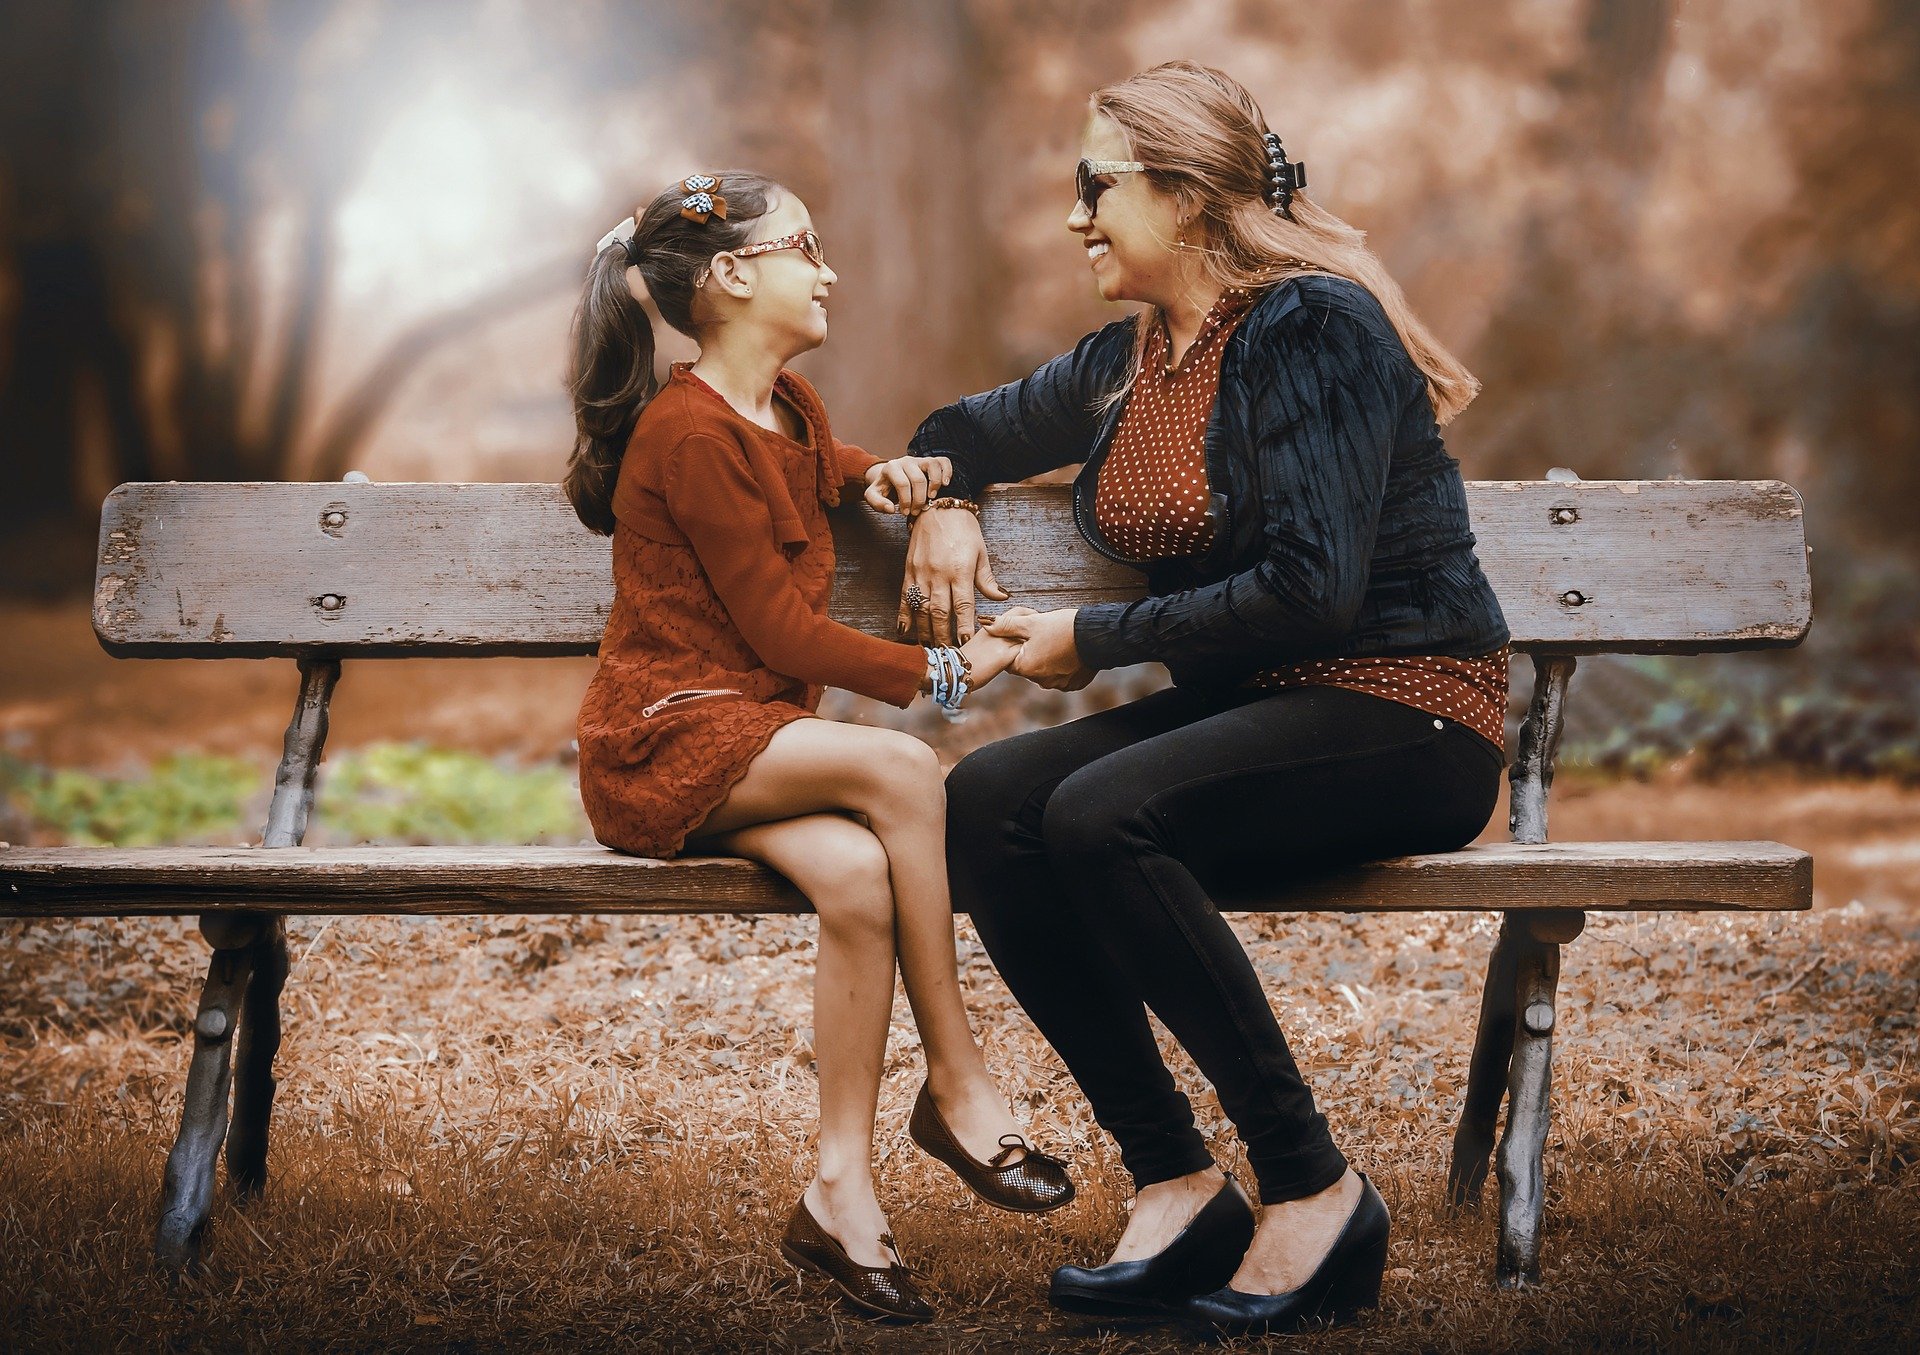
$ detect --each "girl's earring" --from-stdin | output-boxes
[1177,217,1187,249]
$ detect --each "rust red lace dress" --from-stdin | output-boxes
[577,365,926,858]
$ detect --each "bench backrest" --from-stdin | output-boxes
[92,480,1811,659]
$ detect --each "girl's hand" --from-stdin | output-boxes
[985,606,1093,690]
[958,628,1024,689]
[899,505,1009,645]
[864,455,953,516]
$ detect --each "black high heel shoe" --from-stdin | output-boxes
[1048,1174,1256,1316]
[1184,1172,1390,1335]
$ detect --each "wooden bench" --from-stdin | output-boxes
[0,470,1814,1287]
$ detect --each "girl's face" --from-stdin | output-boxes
[721,193,837,353]
[1067,113,1186,308]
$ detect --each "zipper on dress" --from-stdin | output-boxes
[640,687,744,718]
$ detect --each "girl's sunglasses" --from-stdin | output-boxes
[1075,159,1148,218]
[731,229,827,268]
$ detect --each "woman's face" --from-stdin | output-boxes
[1067,113,1185,307]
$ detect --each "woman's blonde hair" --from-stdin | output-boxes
[1091,61,1479,425]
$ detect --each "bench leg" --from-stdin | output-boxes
[156,654,337,1265]
[1448,919,1519,1206]
[227,918,290,1198]
[155,915,261,1270]
[1493,911,1582,1288]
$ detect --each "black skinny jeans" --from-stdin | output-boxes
[946,682,1504,1205]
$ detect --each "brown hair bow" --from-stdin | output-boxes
[678,174,729,224]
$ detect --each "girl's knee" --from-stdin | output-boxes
[804,826,896,935]
[853,729,944,807]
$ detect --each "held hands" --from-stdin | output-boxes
[864,455,954,516]
[985,606,1096,691]
[957,628,1023,689]
[920,612,1089,703]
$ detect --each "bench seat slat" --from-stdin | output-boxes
[0,841,1811,918]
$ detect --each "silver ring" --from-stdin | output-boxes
[906,585,927,612]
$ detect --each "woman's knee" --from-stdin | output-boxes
[946,738,1046,839]
[1039,765,1150,873]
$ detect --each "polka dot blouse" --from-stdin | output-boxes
[1092,288,1511,758]
[1241,645,1513,757]
[1093,289,1251,560]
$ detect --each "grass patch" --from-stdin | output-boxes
[0,744,590,848]
[0,751,258,847]
[3,1109,1917,1353]
[318,743,586,846]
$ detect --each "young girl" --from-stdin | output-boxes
[563,171,1071,1324]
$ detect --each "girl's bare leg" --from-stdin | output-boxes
[691,809,900,1268]
[696,720,1030,1166]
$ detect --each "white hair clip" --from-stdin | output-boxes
[596,215,638,261]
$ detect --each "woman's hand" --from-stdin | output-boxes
[986,606,1095,691]
[864,455,953,516]
[899,506,1010,645]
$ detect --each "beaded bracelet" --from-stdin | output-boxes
[923,644,970,722]
[941,645,970,722]
[925,497,981,514]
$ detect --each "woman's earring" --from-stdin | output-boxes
[1177,216,1188,249]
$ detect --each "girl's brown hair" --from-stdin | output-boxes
[1092,61,1479,425]
[564,172,783,535]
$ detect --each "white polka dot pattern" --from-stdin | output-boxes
[1092,288,1255,561]
[1245,643,1513,756]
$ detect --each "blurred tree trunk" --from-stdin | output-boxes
[1459,0,1675,482]
[808,0,1001,456]
[0,2,153,589]
[0,240,155,589]
[0,0,572,572]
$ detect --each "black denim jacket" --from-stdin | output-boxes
[909,274,1511,692]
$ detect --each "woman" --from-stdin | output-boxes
[901,63,1511,1334]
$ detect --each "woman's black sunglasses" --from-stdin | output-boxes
[1075,158,1148,218]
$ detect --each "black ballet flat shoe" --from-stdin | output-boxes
[908,1082,1076,1214]
[1184,1172,1390,1336]
[1048,1174,1256,1317]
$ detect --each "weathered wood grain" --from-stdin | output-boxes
[0,840,1812,918]
[154,938,251,1270]
[92,480,1812,658]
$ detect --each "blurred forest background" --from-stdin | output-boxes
[8,7,1920,1348]
[2,0,1919,788]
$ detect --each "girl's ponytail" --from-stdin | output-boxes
[566,240,657,535]
[564,171,784,535]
